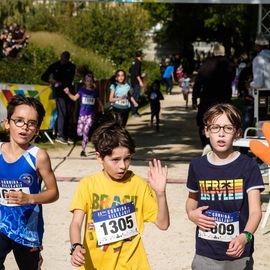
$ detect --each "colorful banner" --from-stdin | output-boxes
[0,84,57,131]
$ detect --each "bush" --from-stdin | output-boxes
[0,44,57,84]
[25,5,59,32]
[142,60,162,90]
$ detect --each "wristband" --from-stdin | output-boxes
[242,231,253,243]
[70,243,83,255]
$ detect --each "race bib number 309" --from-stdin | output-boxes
[198,210,240,242]
[92,202,138,246]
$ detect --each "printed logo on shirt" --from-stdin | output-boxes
[19,173,34,186]
[92,193,138,211]
[199,179,243,201]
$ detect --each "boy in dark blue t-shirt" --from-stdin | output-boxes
[186,103,264,269]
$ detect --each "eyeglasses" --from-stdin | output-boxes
[10,118,38,130]
[208,124,235,134]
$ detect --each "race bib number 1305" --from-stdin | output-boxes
[92,202,138,246]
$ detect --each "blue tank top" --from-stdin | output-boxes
[0,143,44,248]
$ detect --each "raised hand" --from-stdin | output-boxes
[148,159,168,193]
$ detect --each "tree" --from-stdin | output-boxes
[63,3,151,67]
[0,0,33,25]
[203,5,258,57]
[144,3,258,59]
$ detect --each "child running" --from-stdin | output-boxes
[186,103,264,270]
[0,95,59,270]
[179,72,191,108]
[147,80,164,131]
[109,69,138,127]
[69,119,169,270]
[64,73,104,157]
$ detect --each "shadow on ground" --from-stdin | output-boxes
[127,103,202,165]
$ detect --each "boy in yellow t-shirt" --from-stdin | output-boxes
[69,119,170,270]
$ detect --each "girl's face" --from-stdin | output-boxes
[5,105,39,146]
[85,78,93,88]
[116,71,125,84]
[204,113,241,156]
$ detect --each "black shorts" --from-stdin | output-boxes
[0,232,42,270]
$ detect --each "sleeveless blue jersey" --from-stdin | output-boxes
[0,143,44,248]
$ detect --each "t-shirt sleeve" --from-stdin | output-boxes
[142,183,158,223]
[186,161,199,193]
[77,89,82,98]
[246,158,265,193]
[70,177,90,213]
[133,62,140,77]
[110,84,116,91]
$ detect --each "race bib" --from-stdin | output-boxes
[82,96,95,105]
[198,210,239,242]
[0,186,30,206]
[115,99,129,107]
[92,202,138,246]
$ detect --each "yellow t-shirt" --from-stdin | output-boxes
[70,170,158,270]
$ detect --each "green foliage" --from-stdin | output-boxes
[25,5,59,32]
[146,3,258,59]
[62,3,151,66]
[0,44,57,84]
[0,31,115,84]
[29,31,114,80]
[143,60,161,88]
[142,3,173,26]
[0,0,33,25]
[203,5,257,56]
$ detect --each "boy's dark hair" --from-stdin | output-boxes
[92,117,135,158]
[203,103,242,130]
[151,80,161,90]
[7,95,46,128]
[61,51,70,60]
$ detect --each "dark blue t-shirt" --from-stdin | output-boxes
[187,153,264,260]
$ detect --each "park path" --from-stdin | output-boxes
[46,85,202,183]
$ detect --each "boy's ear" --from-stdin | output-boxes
[95,152,103,164]
[4,119,10,130]
[234,128,242,139]
[204,126,210,138]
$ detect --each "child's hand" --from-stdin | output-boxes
[188,206,216,231]
[5,191,32,205]
[133,101,138,108]
[64,87,70,94]
[226,234,247,257]
[148,159,167,194]
[71,246,86,267]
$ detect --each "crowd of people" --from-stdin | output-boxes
[0,23,30,58]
